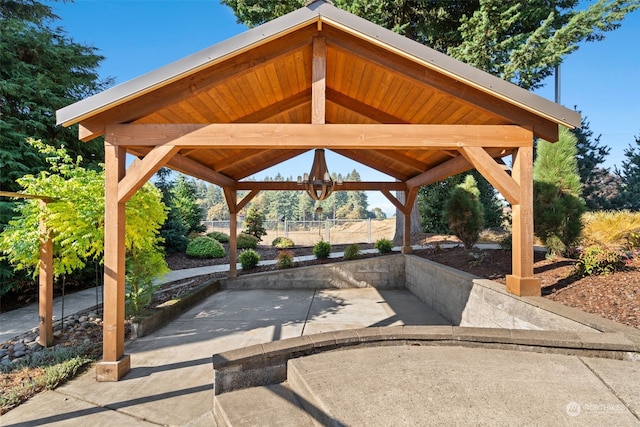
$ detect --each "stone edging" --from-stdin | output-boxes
[130,279,221,339]
[212,326,640,395]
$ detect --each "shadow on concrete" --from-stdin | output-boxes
[2,384,212,427]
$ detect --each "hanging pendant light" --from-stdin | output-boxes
[297,149,342,200]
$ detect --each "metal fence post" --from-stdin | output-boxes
[325,219,330,242]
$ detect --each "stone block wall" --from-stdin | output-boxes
[223,255,405,290]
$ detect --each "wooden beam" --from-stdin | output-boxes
[224,189,238,278]
[381,189,407,214]
[105,124,534,150]
[164,152,237,188]
[236,189,260,212]
[312,36,326,125]
[233,89,311,123]
[370,148,428,173]
[459,146,520,205]
[332,148,410,180]
[38,199,53,347]
[236,181,405,191]
[406,155,472,189]
[118,145,180,203]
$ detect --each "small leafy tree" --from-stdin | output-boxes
[0,140,168,308]
[444,175,484,250]
[244,206,267,241]
[533,128,586,257]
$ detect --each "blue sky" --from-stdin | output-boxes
[48,0,639,215]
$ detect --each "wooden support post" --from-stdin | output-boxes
[225,189,238,278]
[97,143,130,381]
[38,200,53,347]
[401,189,417,254]
[506,146,541,296]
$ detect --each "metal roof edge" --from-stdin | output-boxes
[56,5,322,127]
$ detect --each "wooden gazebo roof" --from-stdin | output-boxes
[57,0,580,381]
[57,0,579,188]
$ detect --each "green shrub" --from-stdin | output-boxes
[499,234,512,251]
[244,206,267,241]
[126,248,169,316]
[239,249,260,270]
[237,233,259,249]
[207,231,230,243]
[276,250,295,269]
[313,240,331,259]
[272,236,295,248]
[444,175,484,250]
[186,236,226,259]
[344,244,361,260]
[574,246,626,277]
[374,238,393,253]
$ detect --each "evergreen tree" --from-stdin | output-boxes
[445,175,484,249]
[1,0,112,193]
[572,114,617,210]
[533,127,586,257]
[614,134,640,211]
[244,206,267,241]
[172,175,206,235]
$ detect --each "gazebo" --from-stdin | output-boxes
[57,0,580,381]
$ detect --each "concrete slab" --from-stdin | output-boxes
[287,346,640,426]
[0,389,156,426]
[214,384,315,426]
[303,288,449,335]
[581,356,640,418]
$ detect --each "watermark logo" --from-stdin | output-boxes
[566,401,581,417]
[565,401,627,417]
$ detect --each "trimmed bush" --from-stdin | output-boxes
[237,233,259,249]
[186,236,226,259]
[344,244,361,260]
[445,174,484,250]
[313,240,331,259]
[574,246,626,277]
[374,238,393,254]
[207,231,230,244]
[276,250,295,269]
[238,249,260,270]
[272,237,295,248]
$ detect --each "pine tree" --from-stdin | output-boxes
[444,175,484,250]
[614,134,640,211]
[244,206,267,241]
[533,128,586,257]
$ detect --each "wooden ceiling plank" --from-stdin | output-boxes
[235,89,310,123]
[105,123,533,149]
[325,30,559,141]
[460,146,520,205]
[326,88,406,123]
[76,27,317,141]
[371,149,428,172]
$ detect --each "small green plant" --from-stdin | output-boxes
[468,250,487,267]
[239,249,260,270]
[272,237,295,248]
[313,240,331,259]
[344,244,361,260]
[276,250,295,269]
[574,245,626,277]
[237,233,259,249]
[207,231,230,243]
[374,238,393,254]
[500,234,512,251]
[125,249,169,316]
[445,174,484,250]
[186,236,226,258]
